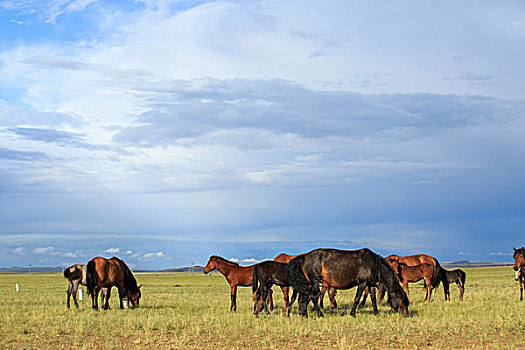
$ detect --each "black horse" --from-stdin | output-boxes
[286,248,409,317]
[252,261,298,317]
[441,268,466,301]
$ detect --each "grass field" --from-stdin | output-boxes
[1,267,524,349]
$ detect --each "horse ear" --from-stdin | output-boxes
[515,247,518,252]
[138,284,142,289]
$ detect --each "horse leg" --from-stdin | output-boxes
[329,287,337,310]
[287,288,298,317]
[369,286,379,315]
[66,281,73,308]
[281,286,289,314]
[456,281,463,301]
[377,283,387,304]
[318,285,327,309]
[403,281,410,302]
[425,280,433,303]
[230,284,237,312]
[268,288,274,311]
[253,287,262,317]
[72,280,80,308]
[350,284,366,317]
[263,284,271,315]
[92,286,100,310]
[118,286,128,309]
[309,282,324,317]
[102,288,111,310]
[520,279,523,301]
[359,287,368,309]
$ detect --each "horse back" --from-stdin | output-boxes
[91,257,126,287]
[273,253,301,264]
[305,248,378,289]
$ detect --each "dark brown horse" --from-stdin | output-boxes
[86,257,141,310]
[442,268,466,301]
[274,253,337,311]
[287,248,409,317]
[513,247,525,272]
[63,264,109,308]
[252,261,298,317]
[389,260,438,302]
[203,255,272,311]
[515,266,524,301]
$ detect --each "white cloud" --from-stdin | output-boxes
[14,247,25,255]
[241,258,260,263]
[490,252,510,256]
[104,247,120,253]
[141,251,165,260]
[33,246,55,254]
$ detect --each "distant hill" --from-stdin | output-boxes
[160,266,204,273]
[443,260,510,268]
[0,266,63,273]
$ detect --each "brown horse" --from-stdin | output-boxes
[63,264,109,308]
[86,257,142,310]
[515,266,524,301]
[287,248,409,317]
[203,255,273,312]
[274,253,337,311]
[513,247,525,272]
[389,260,437,302]
[381,254,444,301]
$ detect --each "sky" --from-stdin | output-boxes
[0,0,524,270]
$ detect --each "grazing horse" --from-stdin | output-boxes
[389,260,437,302]
[274,253,337,311]
[252,261,299,317]
[63,264,109,308]
[442,268,466,301]
[287,248,409,317]
[515,266,524,301]
[86,257,142,310]
[203,255,272,312]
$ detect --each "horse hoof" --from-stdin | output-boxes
[350,312,356,317]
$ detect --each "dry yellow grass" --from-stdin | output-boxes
[0,266,524,349]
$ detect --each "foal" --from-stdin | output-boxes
[63,264,109,308]
[252,261,298,317]
[389,260,438,302]
[442,268,466,301]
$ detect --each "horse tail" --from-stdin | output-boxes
[286,255,311,295]
[252,265,259,296]
[86,260,96,296]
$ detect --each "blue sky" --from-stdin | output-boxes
[1,0,524,269]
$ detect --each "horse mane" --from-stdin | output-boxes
[211,255,240,266]
[113,257,139,293]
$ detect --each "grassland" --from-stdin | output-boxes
[0,267,523,349]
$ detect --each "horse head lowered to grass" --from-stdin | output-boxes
[86,257,141,310]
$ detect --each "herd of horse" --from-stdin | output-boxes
[63,247,525,317]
